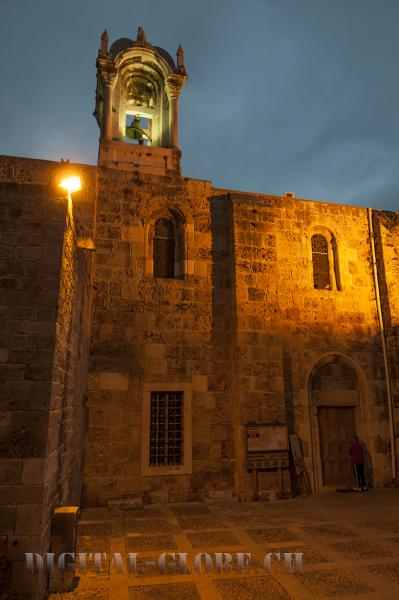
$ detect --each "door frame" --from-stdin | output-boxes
[306,352,369,493]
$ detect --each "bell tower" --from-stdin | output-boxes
[94,27,187,176]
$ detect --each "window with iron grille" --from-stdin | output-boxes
[153,218,175,278]
[311,234,331,289]
[149,391,183,466]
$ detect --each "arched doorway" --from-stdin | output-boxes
[310,356,361,488]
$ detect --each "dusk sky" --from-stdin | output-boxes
[1,0,398,209]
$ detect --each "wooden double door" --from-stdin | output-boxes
[318,406,356,486]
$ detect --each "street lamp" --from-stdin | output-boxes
[58,174,95,251]
[59,175,82,210]
[59,175,81,194]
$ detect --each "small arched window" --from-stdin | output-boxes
[311,234,331,289]
[153,218,175,278]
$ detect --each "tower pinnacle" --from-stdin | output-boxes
[176,44,186,75]
[137,26,147,43]
[100,30,109,56]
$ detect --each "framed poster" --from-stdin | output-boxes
[246,423,288,453]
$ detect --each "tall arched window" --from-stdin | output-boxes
[311,234,331,289]
[153,218,175,278]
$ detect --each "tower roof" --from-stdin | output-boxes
[108,28,176,71]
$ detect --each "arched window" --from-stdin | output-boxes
[153,218,175,278]
[311,234,331,289]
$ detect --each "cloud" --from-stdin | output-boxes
[0,0,398,210]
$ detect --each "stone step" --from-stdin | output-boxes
[205,490,238,503]
[108,496,144,515]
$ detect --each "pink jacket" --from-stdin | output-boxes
[349,441,364,465]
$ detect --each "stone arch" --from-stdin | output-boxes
[116,62,165,145]
[306,352,370,491]
[113,47,177,147]
[144,205,191,279]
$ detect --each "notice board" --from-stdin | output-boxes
[246,424,288,453]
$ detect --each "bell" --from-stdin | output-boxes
[126,115,152,143]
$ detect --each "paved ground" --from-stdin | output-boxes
[49,489,399,599]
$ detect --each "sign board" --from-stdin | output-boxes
[246,452,289,470]
[289,434,311,495]
[289,434,305,475]
[246,423,288,453]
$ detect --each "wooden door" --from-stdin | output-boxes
[318,406,356,486]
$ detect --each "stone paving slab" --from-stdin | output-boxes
[176,515,226,530]
[126,555,191,578]
[224,514,280,527]
[74,573,111,589]
[126,535,178,552]
[50,590,109,600]
[297,568,375,597]
[359,520,399,534]
[213,575,293,599]
[122,506,169,518]
[170,504,213,517]
[368,562,399,585]
[186,530,240,548]
[331,539,391,560]
[300,525,358,538]
[269,545,331,566]
[49,490,399,600]
[78,522,114,537]
[129,582,201,599]
[79,508,110,521]
[246,527,298,543]
[76,535,110,554]
[122,518,179,534]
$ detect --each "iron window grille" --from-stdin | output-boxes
[311,234,331,289]
[149,391,183,466]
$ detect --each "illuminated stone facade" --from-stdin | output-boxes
[82,172,399,504]
[1,26,399,599]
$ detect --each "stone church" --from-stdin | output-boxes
[1,26,399,598]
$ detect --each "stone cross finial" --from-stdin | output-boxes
[137,26,147,43]
[177,45,184,67]
[176,45,187,76]
[100,30,109,55]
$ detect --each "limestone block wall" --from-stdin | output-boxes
[0,156,95,599]
[40,198,93,562]
[223,190,396,491]
[83,169,241,505]
[2,150,395,592]
[84,168,399,504]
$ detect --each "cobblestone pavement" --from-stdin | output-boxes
[48,489,399,599]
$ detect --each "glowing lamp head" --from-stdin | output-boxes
[59,176,81,194]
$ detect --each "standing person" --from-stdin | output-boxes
[349,435,367,491]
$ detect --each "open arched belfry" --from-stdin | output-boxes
[1,25,399,599]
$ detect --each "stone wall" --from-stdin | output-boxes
[224,191,397,491]
[0,156,95,599]
[84,171,399,505]
[83,168,219,505]
[2,153,398,595]
[39,191,93,590]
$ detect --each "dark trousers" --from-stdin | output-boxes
[354,463,366,488]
